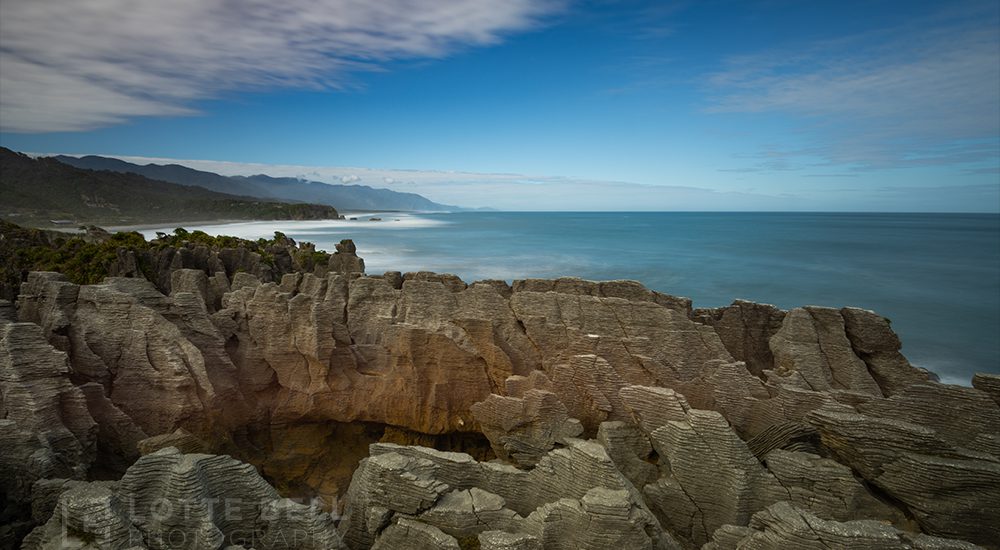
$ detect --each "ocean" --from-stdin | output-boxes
[141,212,1000,385]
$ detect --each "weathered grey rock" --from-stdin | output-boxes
[0,299,15,322]
[510,278,691,316]
[16,271,79,350]
[522,487,662,550]
[78,382,148,476]
[24,447,345,550]
[10,262,995,550]
[972,373,1000,406]
[704,501,982,550]
[471,389,583,466]
[878,452,1000,545]
[692,300,786,377]
[619,385,691,434]
[21,482,142,550]
[807,406,1000,546]
[338,452,451,548]
[0,322,96,505]
[673,360,771,437]
[416,487,523,539]
[763,449,911,526]
[231,271,262,290]
[136,428,209,455]
[841,307,931,395]
[743,383,852,437]
[510,289,732,389]
[329,239,365,274]
[478,530,541,550]
[856,383,1000,454]
[746,422,820,459]
[643,409,788,547]
[596,421,658,490]
[361,440,639,521]
[206,271,231,311]
[257,498,344,550]
[350,441,680,549]
[769,307,883,395]
[30,478,114,525]
[371,517,460,550]
[170,268,209,310]
[119,448,280,549]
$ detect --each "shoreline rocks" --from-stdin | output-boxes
[2,249,997,549]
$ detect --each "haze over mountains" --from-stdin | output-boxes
[0,148,342,226]
[54,154,457,212]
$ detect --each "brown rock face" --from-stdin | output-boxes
[692,299,785,378]
[769,307,884,395]
[6,256,997,550]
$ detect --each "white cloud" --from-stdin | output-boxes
[340,174,362,184]
[705,4,1000,171]
[0,0,562,132]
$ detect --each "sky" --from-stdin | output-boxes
[1,0,998,211]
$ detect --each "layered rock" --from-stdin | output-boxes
[23,447,344,550]
[4,257,998,549]
[705,501,981,550]
[769,306,884,395]
[471,384,583,466]
[0,322,98,545]
[692,300,785,378]
[807,387,1000,547]
[339,442,676,550]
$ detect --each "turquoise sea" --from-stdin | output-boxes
[143,212,1000,385]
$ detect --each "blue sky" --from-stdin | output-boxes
[1,0,998,211]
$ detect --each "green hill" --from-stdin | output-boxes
[0,148,339,226]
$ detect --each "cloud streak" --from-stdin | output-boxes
[705,2,1000,172]
[0,0,562,132]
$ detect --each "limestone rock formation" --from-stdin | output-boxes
[3,255,997,550]
[340,442,677,550]
[973,373,1000,406]
[807,395,1000,547]
[705,501,981,550]
[692,300,785,377]
[841,307,933,395]
[330,239,366,274]
[0,322,97,544]
[640,408,789,546]
[762,449,911,527]
[0,299,15,322]
[23,447,345,550]
[371,517,460,550]
[769,307,884,395]
[471,386,583,466]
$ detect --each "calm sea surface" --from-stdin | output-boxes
[142,212,1000,384]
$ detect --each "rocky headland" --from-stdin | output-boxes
[1,227,998,549]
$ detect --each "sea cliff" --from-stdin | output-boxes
[1,227,997,549]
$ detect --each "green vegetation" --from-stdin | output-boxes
[0,220,331,301]
[15,229,155,285]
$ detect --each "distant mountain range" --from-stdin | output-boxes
[0,148,340,226]
[54,154,457,212]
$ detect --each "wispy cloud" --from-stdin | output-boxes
[706,2,1000,172]
[0,0,562,132]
